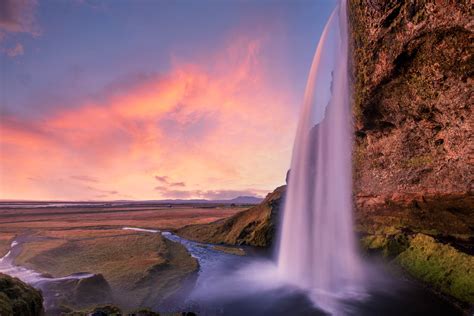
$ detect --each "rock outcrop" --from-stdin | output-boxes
[40,273,113,314]
[347,2,474,303]
[177,186,285,247]
[348,0,473,237]
[0,273,44,316]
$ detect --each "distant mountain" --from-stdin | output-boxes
[225,196,263,204]
[148,196,263,205]
[0,196,264,208]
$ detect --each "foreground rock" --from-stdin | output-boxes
[0,273,44,316]
[64,305,196,316]
[177,186,285,247]
[40,273,113,314]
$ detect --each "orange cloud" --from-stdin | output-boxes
[0,36,296,200]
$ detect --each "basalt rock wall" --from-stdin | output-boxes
[348,0,473,237]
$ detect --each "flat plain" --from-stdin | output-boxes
[0,203,245,312]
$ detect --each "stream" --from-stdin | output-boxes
[0,228,464,316]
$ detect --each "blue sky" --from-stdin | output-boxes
[0,0,337,200]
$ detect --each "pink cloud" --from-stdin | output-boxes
[5,42,23,57]
[0,0,39,36]
[0,36,295,200]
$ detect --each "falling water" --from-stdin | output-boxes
[277,0,364,311]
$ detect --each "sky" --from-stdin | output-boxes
[0,0,336,201]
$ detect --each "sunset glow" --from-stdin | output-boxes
[0,0,335,200]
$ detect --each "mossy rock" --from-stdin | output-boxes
[129,308,160,315]
[0,273,44,316]
[396,234,474,304]
[64,305,122,316]
[361,229,409,258]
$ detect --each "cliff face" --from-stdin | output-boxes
[0,273,44,316]
[177,186,285,247]
[349,0,473,237]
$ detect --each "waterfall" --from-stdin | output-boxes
[277,0,364,311]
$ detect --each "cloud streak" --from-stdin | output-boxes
[155,175,186,187]
[5,42,23,57]
[70,175,99,183]
[0,35,294,200]
[154,187,264,200]
[0,0,39,38]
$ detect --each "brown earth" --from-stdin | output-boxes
[348,0,473,237]
[0,204,242,313]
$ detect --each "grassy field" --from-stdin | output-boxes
[0,204,244,311]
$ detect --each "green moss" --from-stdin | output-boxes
[0,273,43,316]
[361,231,409,258]
[361,235,388,251]
[0,292,13,316]
[396,234,474,303]
[130,308,161,315]
[403,155,433,168]
[63,305,123,316]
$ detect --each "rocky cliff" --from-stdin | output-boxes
[0,273,44,316]
[349,1,473,306]
[177,186,285,247]
[349,0,473,238]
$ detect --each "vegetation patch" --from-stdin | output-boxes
[396,234,474,304]
[0,273,43,316]
[15,230,198,310]
[0,233,16,257]
[403,155,433,168]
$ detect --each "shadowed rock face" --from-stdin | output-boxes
[0,273,44,316]
[177,186,285,247]
[40,273,113,314]
[348,0,473,237]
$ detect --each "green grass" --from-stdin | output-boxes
[15,230,198,309]
[396,234,474,303]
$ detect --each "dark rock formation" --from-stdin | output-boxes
[0,273,44,316]
[40,273,113,314]
[73,274,113,305]
[177,186,285,247]
[348,0,473,237]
